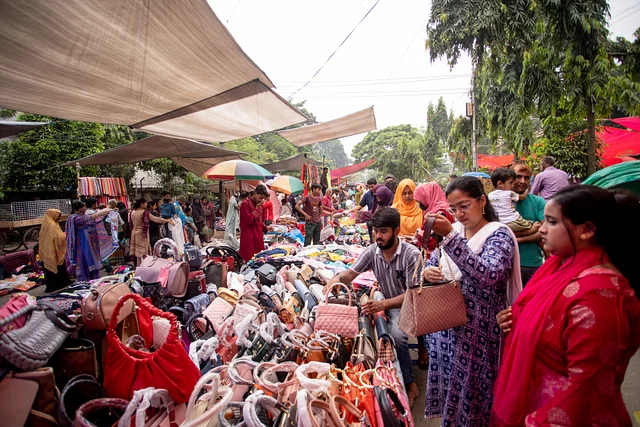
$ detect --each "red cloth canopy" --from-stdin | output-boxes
[330,159,376,179]
[611,117,640,132]
[477,154,520,170]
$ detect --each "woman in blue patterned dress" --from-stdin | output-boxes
[422,176,522,426]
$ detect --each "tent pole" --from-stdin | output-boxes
[219,181,225,218]
[75,162,81,199]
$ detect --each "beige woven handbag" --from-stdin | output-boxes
[398,217,468,336]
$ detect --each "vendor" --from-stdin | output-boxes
[239,184,271,261]
[325,207,420,406]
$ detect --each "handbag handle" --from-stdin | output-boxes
[307,400,341,427]
[153,237,180,259]
[421,215,436,249]
[37,301,78,333]
[182,372,233,427]
[329,395,367,426]
[107,293,176,332]
[75,398,130,427]
[187,313,214,341]
[323,282,353,306]
[119,388,175,427]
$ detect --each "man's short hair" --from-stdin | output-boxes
[491,167,516,188]
[161,191,170,197]
[254,184,269,197]
[366,178,377,186]
[85,197,98,209]
[370,207,401,229]
[311,183,322,191]
[512,162,532,175]
[542,156,555,167]
[449,174,458,179]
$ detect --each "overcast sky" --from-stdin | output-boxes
[208,0,640,157]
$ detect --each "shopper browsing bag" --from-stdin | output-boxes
[421,176,521,426]
[324,207,421,407]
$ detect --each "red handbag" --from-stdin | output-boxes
[103,294,200,403]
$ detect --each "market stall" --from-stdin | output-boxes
[0,236,413,426]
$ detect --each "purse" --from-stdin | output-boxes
[140,281,167,311]
[57,374,106,427]
[398,217,468,336]
[0,292,35,332]
[48,338,98,389]
[137,238,190,298]
[103,294,201,403]
[81,282,133,331]
[373,386,409,427]
[0,367,58,427]
[202,297,234,335]
[294,279,318,310]
[184,243,203,270]
[314,283,359,338]
[0,302,76,370]
[74,398,130,427]
[204,261,228,288]
[375,315,395,362]
[36,294,83,316]
[256,263,277,286]
[205,245,241,273]
[184,293,211,319]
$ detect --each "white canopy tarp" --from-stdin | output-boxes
[0,0,306,142]
[62,136,242,175]
[277,106,377,147]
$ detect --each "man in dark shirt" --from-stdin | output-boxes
[320,166,329,195]
[159,190,176,239]
[295,184,332,246]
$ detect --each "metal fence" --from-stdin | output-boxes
[0,199,72,222]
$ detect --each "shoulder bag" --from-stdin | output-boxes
[0,302,76,370]
[103,294,201,403]
[136,238,190,298]
[398,217,468,336]
[183,243,203,270]
[81,281,133,331]
[314,283,359,338]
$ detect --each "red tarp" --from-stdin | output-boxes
[330,159,376,179]
[611,117,640,132]
[477,154,520,170]
[598,126,640,161]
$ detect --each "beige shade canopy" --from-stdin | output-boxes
[277,106,377,147]
[0,0,306,143]
[63,136,242,171]
[260,153,322,172]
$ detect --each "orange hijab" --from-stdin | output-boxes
[392,179,423,236]
[38,209,67,273]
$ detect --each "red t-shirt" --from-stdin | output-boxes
[302,195,323,223]
[262,200,273,221]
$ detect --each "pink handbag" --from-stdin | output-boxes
[0,293,35,333]
[200,297,234,335]
[136,238,190,298]
[314,283,359,338]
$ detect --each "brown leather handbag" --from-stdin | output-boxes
[398,217,468,336]
[81,282,133,331]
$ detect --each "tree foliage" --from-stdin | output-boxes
[426,0,638,176]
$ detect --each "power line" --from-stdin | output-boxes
[610,6,640,25]
[298,90,469,99]
[386,16,430,80]
[226,0,242,24]
[610,3,640,20]
[288,0,382,99]
[277,74,470,88]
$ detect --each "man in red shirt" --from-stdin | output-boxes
[262,199,274,225]
[239,184,271,261]
[296,184,332,246]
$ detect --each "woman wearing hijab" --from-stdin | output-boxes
[392,179,423,237]
[65,201,114,282]
[39,209,69,291]
[374,185,394,210]
[191,196,206,237]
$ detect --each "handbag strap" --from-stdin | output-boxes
[37,301,77,333]
[330,395,368,426]
[187,313,213,340]
[108,293,175,332]
[228,357,258,386]
[421,215,436,249]
[118,388,175,427]
[258,361,299,393]
[243,392,281,427]
[295,362,331,393]
[307,400,341,427]
[183,373,233,427]
[153,237,180,259]
[75,398,130,427]
[0,303,38,328]
[323,282,353,306]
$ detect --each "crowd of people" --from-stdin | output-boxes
[38,193,222,291]
[35,156,640,426]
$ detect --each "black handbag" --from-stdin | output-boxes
[140,281,167,311]
[57,374,106,427]
[374,386,409,427]
[183,243,203,270]
[186,313,214,342]
[256,263,277,286]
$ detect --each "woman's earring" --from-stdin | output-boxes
[580,234,587,240]
[482,206,485,215]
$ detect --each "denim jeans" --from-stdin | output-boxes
[387,308,415,385]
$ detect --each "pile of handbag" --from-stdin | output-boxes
[0,240,414,427]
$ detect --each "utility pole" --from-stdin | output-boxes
[471,65,477,171]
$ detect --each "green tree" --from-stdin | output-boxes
[353,125,430,181]
[313,139,350,168]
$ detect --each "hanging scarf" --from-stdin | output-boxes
[492,246,613,425]
[413,182,450,215]
[39,209,66,273]
[64,213,83,275]
[392,179,423,236]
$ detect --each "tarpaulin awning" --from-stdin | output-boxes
[583,160,640,196]
[331,159,376,179]
[597,126,640,162]
[277,107,377,147]
[477,154,520,170]
[0,0,306,143]
[261,154,322,172]
[0,120,49,139]
[62,136,242,176]
[611,117,640,132]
